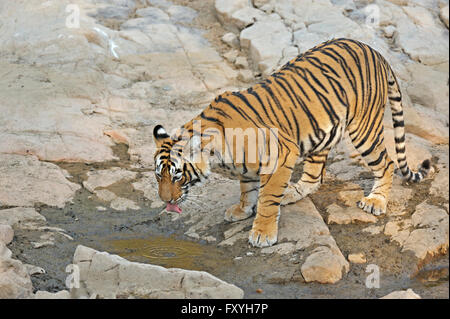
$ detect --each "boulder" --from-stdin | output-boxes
[240,18,292,75]
[280,199,350,283]
[405,62,449,123]
[222,33,240,48]
[0,243,33,299]
[326,204,378,225]
[34,290,71,299]
[380,289,421,299]
[395,12,449,65]
[430,166,449,199]
[70,245,244,299]
[348,253,367,264]
[401,203,449,261]
[215,0,251,32]
[0,207,46,229]
[83,168,137,193]
[301,246,349,284]
[0,225,14,245]
[110,197,140,211]
[0,154,80,208]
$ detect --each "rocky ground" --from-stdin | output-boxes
[0,0,448,299]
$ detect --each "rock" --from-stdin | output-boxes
[279,46,299,66]
[223,49,239,63]
[0,207,46,229]
[103,130,130,145]
[384,219,412,245]
[0,225,14,245]
[235,56,249,69]
[293,29,329,54]
[95,189,118,202]
[218,232,248,247]
[301,246,349,284]
[230,7,265,30]
[348,253,367,264]
[240,18,292,75]
[280,199,349,283]
[70,245,244,299]
[440,6,449,28]
[110,197,140,211]
[430,166,449,199]
[135,7,170,20]
[402,6,437,29]
[34,290,71,299]
[167,5,198,24]
[31,232,56,249]
[380,289,421,299]
[0,242,12,261]
[402,203,449,261]
[204,236,217,243]
[222,32,240,48]
[261,243,296,255]
[395,11,449,65]
[215,0,251,32]
[23,264,45,276]
[83,168,137,193]
[0,71,116,163]
[223,219,253,240]
[362,225,384,235]
[405,62,449,122]
[132,172,165,208]
[253,0,271,8]
[386,179,413,216]
[411,202,448,228]
[238,69,254,83]
[278,199,330,243]
[0,154,80,208]
[326,204,378,225]
[0,243,33,299]
[383,25,397,38]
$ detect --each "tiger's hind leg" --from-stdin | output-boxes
[350,127,394,216]
[224,180,260,222]
[281,149,330,206]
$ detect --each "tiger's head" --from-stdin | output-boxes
[153,125,206,213]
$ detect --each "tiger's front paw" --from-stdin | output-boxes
[224,204,254,222]
[248,226,278,248]
[357,196,386,216]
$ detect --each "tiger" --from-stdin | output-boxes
[152,38,431,248]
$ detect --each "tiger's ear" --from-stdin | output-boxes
[153,125,171,148]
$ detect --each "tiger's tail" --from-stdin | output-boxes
[386,66,431,182]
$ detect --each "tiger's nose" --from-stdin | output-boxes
[159,191,172,203]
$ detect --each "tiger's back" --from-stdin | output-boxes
[212,39,390,156]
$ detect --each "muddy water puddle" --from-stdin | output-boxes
[103,235,231,271]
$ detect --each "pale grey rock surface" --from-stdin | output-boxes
[0,154,80,208]
[70,245,244,299]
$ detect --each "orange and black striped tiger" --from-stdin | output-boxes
[153,38,430,248]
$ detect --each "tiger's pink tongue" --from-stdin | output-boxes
[166,203,182,214]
